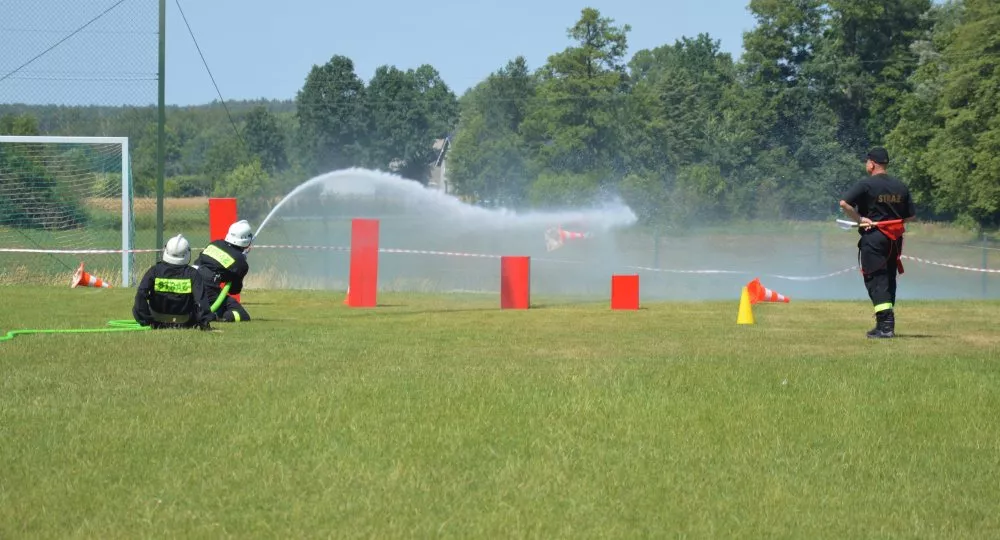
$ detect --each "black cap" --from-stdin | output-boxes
[866,147,889,165]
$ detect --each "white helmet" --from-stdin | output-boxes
[163,234,191,265]
[225,220,254,248]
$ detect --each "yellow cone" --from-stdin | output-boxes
[737,286,755,325]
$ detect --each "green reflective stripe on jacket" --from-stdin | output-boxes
[203,244,235,268]
[154,277,193,294]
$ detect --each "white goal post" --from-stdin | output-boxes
[0,135,133,285]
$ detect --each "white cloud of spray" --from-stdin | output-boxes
[248,168,998,301]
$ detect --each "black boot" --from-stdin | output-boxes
[867,309,895,339]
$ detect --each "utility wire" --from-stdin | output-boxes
[0,0,129,83]
[173,0,305,267]
[0,0,128,275]
[173,0,244,148]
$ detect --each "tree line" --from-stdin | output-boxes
[449,0,999,230]
[1,60,459,222]
[1,0,998,229]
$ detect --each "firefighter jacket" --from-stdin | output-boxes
[133,262,213,327]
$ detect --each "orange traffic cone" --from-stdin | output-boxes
[545,226,592,252]
[343,286,350,305]
[746,278,788,304]
[559,227,590,241]
[70,262,111,289]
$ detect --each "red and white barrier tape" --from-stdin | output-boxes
[2,246,997,277]
[0,244,501,258]
[759,266,861,282]
[379,247,500,259]
[252,244,502,259]
[0,247,163,254]
[901,255,1000,274]
[251,244,348,252]
[623,265,746,276]
[621,265,859,281]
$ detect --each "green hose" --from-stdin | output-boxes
[0,319,149,343]
[210,282,232,313]
[2,282,233,343]
[107,320,145,329]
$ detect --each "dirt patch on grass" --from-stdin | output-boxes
[85,197,209,213]
[960,333,1000,348]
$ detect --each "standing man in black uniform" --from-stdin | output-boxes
[194,219,253,322]
[839,147,916,338]
[133,234,213,330]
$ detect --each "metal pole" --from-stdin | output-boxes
[324,214,332,288]
[653,228,660,269]
[156,0,166,258]
[983,232,989,298]
[817,230,823,266]
[121,138,131,285]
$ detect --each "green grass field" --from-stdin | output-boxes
[2,287,999,538]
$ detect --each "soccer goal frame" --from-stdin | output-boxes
[0,135,133,285]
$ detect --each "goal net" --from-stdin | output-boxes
[0,136,134,286]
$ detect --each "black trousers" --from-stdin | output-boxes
[205,286,251,322]
[150,321,198,330]
[215,295,251,322]
[859,230,902,311]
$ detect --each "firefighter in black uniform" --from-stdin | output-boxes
[839,147,916,338]
[194,219,253,322]
[133,234,213,330]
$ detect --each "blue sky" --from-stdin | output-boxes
[1,0,756,106]
[168,0,755,104]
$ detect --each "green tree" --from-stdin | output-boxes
[133,123,181,197]
[447,57,535,205]
[886,1,965,216]
[815,0,932,152]
[625,35,736,172]
[738,0,858,218]
[243,106,288,173]
[0,150,87,229]
[742,0,825,101]
[295,55,368,175]
[920,0,1000,225]
[521,7,631,187]
[412,65,460,141]
[366,65,422,175]
[480,56,534,133]
[366,64,459,183]
[528,170,603,206]
[0,113,40,135]
[213,160,274,221]
[621,34,744,224]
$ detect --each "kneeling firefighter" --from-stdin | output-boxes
[133,234,214,330]
[194,220,253,322]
